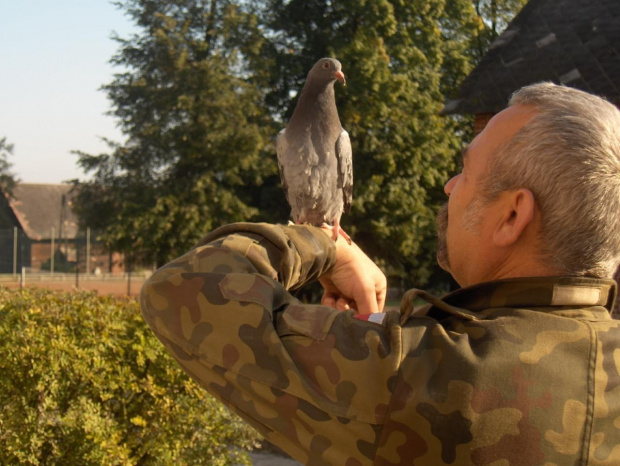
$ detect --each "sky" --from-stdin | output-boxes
[0,1,136,184]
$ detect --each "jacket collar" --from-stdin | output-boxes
[444,276,616,311]
[405,276,616,323]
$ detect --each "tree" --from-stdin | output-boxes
[0,137,18,198]
[74,0,280,267]
[75,0,526,288]
[472,0,528,59]
[262,0,485,287]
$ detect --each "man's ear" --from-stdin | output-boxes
[493,189,536,247]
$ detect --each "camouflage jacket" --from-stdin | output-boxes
[140,222,620,465]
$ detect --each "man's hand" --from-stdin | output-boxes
[318,229,387,314]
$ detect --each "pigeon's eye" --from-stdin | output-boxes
[322,62,330,69]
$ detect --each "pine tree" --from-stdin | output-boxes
[75,0,277,266]
[75,0,526,286]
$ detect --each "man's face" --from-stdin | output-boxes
[437,104,537,287]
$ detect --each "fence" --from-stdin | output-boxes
[0,271,151,297]
[0,227,152,296]
[0,227,130,275]
[0,228,28,276]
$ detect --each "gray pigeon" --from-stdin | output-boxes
[277,57,353,242]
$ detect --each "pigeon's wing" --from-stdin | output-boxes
[276,129,290,201]
[336,129,353,212]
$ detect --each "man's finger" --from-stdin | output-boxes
[376,285,387,312]
[355,287,379,314]
[336,298,350,311]
[322,292,337,308]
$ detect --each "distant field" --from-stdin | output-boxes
[0,274,147,298]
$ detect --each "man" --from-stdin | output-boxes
[140,83,620,465]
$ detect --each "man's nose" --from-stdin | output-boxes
[444,174,460,196]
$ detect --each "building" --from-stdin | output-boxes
[444,0,620,134]
[0,183,124,274]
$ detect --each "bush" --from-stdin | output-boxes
[0,287,260,465]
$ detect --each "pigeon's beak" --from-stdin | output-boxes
[334,70,346,86]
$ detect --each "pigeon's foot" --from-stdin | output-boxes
[325,219,352,245]
[338,227,352,244]
[320,223,339,242]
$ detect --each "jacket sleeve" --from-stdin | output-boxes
[140,222,403,464]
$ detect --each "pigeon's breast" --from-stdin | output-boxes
[279,133,343,222]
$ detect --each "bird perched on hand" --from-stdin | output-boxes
[277,57,353,243]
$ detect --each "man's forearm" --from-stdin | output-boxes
[194,222,337,291]
[140,222,398,465]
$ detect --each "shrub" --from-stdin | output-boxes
[0,287,260,465]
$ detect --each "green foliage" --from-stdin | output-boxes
[262,0,525,287]
[264,0,482,285]
[74,0,526,287]
[39,250,75,273]
[0,137,18,198]
[0,287,259,465]
[74,0,281,267]
[472,0,528,58]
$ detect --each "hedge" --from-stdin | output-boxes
[0,287,260,465]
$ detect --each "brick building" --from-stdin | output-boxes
[0,183,125,274]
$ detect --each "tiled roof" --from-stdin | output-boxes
[444,0,620,114]
[8,183,78,241]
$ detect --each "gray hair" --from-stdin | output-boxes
[481,82,620,278]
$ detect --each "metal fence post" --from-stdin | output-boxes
[127,255,131,296]
[86,227,91,275]
[75,234,80,289]
[51,227,55,276]
[13,226,17,276]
